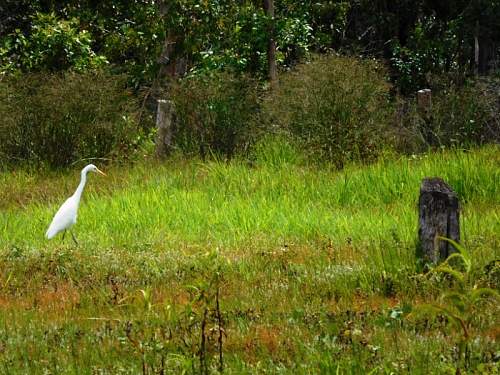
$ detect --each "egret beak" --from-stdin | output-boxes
[96,168,107,176]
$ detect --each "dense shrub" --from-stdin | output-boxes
[395,79,500,152]
[261,55,394,167]
[0,71,144,168]
[170,71,260,158]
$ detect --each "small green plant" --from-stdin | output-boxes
[410,237,499,369]
[183,253,226,374]
[143,252,227,374]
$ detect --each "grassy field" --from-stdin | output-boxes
[0,145,499,374]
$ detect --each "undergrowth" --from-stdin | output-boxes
[0,71,146,169]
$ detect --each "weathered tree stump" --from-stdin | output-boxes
[418,177,460,265]
[155,99,174,157]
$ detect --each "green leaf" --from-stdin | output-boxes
[442,252,467,267]
[470,288,500,304]
[438,236,471,271]
[441,291,466,313]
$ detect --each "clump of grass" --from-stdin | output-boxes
[250,134,305,168]
[409,238,499,370]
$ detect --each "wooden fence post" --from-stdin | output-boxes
[417,88,434,145]
[417,89,432,115]
[418,177,460,265]
[155,99,174,157]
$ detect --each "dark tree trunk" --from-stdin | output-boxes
[478,37,496,74]
[418,177,460,265]
[263,0,277,87]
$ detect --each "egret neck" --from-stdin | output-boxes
[73,166,91,203]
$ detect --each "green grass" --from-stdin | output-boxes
[0,145,499,374]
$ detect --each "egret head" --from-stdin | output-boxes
[84,164,106,176]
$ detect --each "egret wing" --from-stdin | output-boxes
[45,197,78,239]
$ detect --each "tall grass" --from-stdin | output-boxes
[1,145,498,252]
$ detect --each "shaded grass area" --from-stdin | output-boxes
[0,146,499,373]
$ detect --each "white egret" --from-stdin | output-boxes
[45,164,106,244]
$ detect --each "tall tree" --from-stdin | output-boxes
[263,0,277,86]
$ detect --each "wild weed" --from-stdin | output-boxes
[409,237,499,369]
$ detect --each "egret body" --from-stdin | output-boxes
[45,164,106,243]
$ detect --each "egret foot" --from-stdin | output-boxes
[70,231,78,246]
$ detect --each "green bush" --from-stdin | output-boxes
[170,71,260,158]
[0,71,144,168]
[396,79,500,152]
[261,55,394,167]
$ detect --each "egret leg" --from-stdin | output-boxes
[70,230,78,246]
[62,230,66,241]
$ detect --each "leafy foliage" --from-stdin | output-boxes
[0,1,499,166]
[390,16,464,94]
[306,1,350,51]
[0,1,349,81]
[159,0,316,76]
[1,1,499,91]
[396,79,500,151]
[0,12,107,73]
